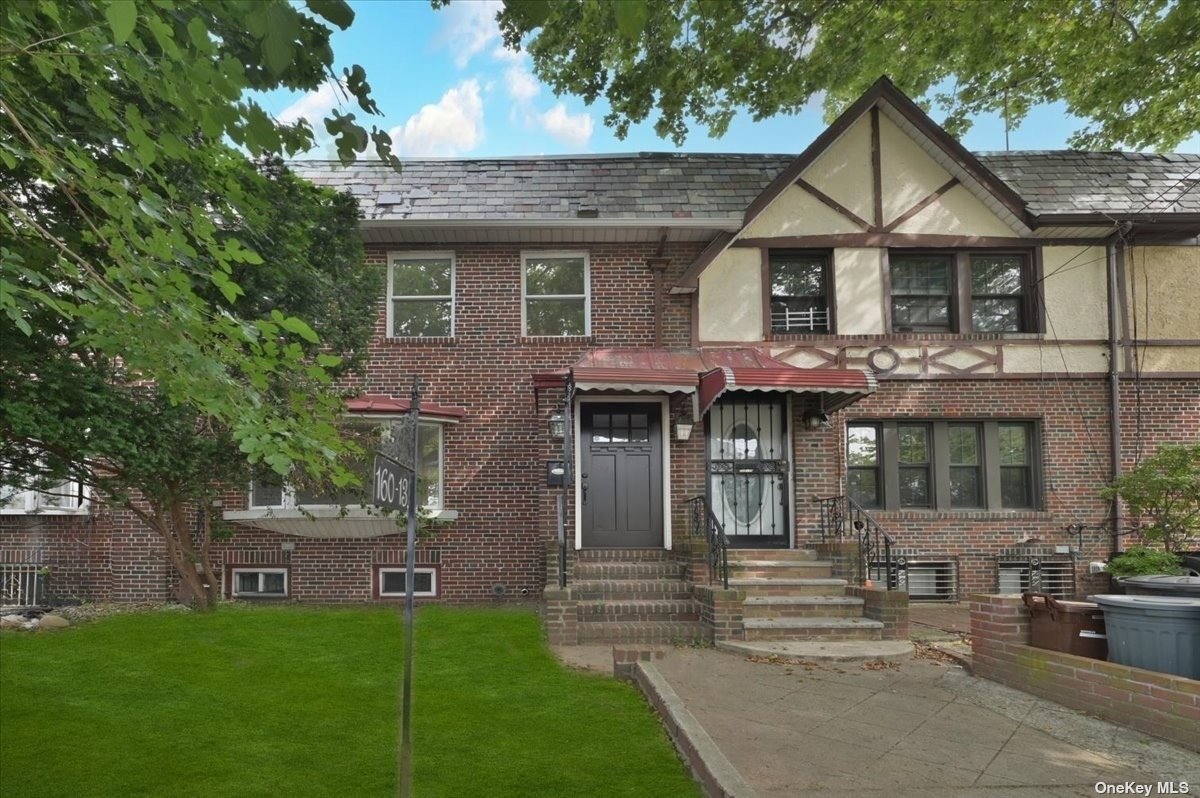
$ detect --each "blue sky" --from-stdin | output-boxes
[260,1,1199,159]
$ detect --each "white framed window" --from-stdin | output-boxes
[522,251,590,336]
[0,476,88,515]
[387,252,454,338]
[231,568,288,597]
[248,421,445,511]
[378,567,437,598]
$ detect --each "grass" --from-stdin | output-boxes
[0,605,697,798]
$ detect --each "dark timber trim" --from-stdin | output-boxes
[795,177,872,231]
[871,106,884,229]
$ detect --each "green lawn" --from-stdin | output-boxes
[0,605,697,798]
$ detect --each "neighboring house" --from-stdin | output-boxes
[3,79,1197,643]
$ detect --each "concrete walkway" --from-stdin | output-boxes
[650,647,1200,797]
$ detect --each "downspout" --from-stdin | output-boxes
[1106,235,1123,555]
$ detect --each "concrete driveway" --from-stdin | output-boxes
[651,648,1200,797]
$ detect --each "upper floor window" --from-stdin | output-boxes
[1,475,88,515]
[523,253,589,336]
[847,419,1039,511]
[770,251,831,333]
[250,421,444,511]
[889,251,1033,333]
[389,253,454,337]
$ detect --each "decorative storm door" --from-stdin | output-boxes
[580,403,663,548]
[707,395,790,547]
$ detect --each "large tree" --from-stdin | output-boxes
[1,0,395,479]
[490,0,1200,150]
[1,160,383,609]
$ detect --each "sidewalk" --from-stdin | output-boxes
[650,647,1200,797]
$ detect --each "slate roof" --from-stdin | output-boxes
[976,151,1200,216]
[291,150,1200,223]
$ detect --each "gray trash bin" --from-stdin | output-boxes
[1120,575,1200,597]
[1088,594,1200,679]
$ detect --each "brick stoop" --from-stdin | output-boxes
[547,548,707,646]
[721,549,883,643]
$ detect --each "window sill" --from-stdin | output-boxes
[383,336,457,346]
[223,506,458,537]
[518,335,594,345]
[867,508,1047,521]
[0,507,90,516]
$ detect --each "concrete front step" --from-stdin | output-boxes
[726,549,818,562]
[742,617,883,641]
[717,639,915,663]
[577,620,709,645]
[741,595,865,619]
[572,562,686,581]
[728,560,833,579]
[577,599,700,623]
[572,580,693,601]
[728,577,848,596]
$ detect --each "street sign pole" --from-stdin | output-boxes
[399,375,420,798]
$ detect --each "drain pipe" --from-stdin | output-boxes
[1106,235,1124,555]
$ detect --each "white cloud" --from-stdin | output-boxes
[491,43,524,63]
[504,64,540,105]
[389,80,484,157]
[438,0,504,68]
[538,102,594,147]
[277,79,343,126]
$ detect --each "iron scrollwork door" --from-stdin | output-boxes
[707,394,790,547]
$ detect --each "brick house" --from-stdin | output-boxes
[3,78,1197,645]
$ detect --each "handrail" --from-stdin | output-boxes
[687,496,730,589]
[813,495,896,590]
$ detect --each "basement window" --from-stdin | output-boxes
[378,567,437,598]
[231,568,288,598]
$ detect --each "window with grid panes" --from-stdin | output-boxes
[770,251,830,332]
[846,420,1040,511]
[889,251,1033,333]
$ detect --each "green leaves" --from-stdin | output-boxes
[614,0,648,41]
[262,3,300,75]
[307,0,355,30]
[104,0,137,45]
[493,0,1200,150]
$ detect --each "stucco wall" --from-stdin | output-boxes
[741,184,863,238]
[878,114,952,226]
[1127,244,1200,340]
[1042,245,1108,339]
[798,114,874,224]
[891,184,1018,237]
[698,247,763,341]
[833,247,886,334]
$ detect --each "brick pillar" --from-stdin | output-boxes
[696,585,744,641]
[543,587,578,645]
[968,593,1030,650]
[847,585,909,640]
[816,541,860,582]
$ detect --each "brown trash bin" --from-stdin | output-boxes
[1022,592,1107,659]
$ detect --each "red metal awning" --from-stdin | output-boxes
[558,348,876,415]
[698,365,876,416]
[345,394,467,422]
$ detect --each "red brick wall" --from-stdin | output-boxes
[3,233,1196,607]
[970,593,1200,752]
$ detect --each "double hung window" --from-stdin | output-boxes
[523,253,589,336]
[389,254,454,337]
[1,475,88,514]
[769,251,831,333]
[889,251,1033,333]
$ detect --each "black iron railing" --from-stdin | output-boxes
[688,495,730,589]
[814,495,896,590]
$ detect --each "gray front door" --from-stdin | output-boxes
[581,403,663,548]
